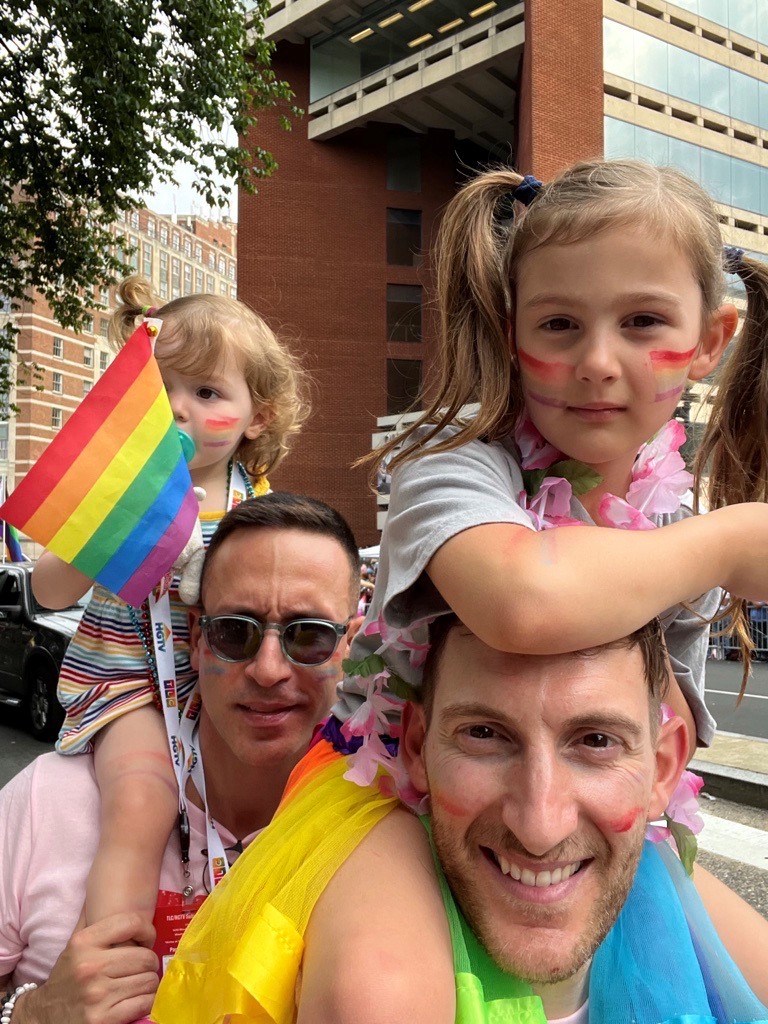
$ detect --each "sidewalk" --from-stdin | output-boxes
[691,732,768,810]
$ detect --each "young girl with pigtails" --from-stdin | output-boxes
[31,275,309,936]
[155,159,768,1021]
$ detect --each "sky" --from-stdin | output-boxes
[145,163,238,220]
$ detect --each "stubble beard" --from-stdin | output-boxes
[431,813,645,986]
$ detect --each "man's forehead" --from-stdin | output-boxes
[203,527,352,613]
[436,629,649,721]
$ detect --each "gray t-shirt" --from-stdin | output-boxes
[334,428,719,746]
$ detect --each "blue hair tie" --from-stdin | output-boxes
[722,245,745,275]
[512,174,543,207]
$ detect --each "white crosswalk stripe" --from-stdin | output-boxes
[698,812,768,872]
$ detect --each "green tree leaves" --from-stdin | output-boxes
[0,0,293,404]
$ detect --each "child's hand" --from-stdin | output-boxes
[173,519,205,606]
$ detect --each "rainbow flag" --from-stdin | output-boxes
[0,321,199,606]
[1,519,24,561]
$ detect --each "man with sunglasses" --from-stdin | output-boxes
[0,493,361,1024]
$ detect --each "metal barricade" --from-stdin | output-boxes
[707,603,768,661]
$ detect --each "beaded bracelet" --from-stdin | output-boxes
[1,982,37,1022]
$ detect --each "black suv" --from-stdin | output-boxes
[0,563,88,741]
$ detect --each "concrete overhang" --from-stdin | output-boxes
[307,9,523,150]
[261,0,382,43]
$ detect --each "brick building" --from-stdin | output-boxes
[240,0,767,543]
[0,211,237,547]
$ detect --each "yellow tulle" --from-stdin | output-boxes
[151,742,397,1024]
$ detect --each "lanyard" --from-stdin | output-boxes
[148,460,252,892]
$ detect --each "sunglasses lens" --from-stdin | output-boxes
[283,621,339,665]
[206,618,261,661]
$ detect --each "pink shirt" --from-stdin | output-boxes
[0,752,255,987]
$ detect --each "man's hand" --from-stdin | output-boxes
[14,914,159,1024]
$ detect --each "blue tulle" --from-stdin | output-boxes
[590,841,768,1024]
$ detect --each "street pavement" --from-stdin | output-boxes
[704,659,768,739]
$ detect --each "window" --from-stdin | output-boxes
[387,134,421,192]
[387,285,422,342]
[206,274,215,293]
[184,238,192,258]
[147,218,156,239]
[228,262,236,281]
[195,268,204,292]
[194,243,203,262]
[220,281,228,296]
[52,371,62,394]
[100,287,109,306]
[100,318,109,338]
[159,282,169,300]
[51,408,62,429]
[53,336,63,358]
[230,285,237,299]
[172,231,181,252]
[130,211,139,229]
[159,251,169,291]
[143,243,153,279]
[218,255,226,275]
[171,257,181,299]
[83,346,94,367]
[83,316,94,334]
[184,263,193,295]
[387,358,422,415]
[100,351,109,372]
[208,253,215,269]
[387,209,421,266]
[83,380,92,396]
[160,224,169,245]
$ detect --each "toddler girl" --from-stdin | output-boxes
[32,275,308,930]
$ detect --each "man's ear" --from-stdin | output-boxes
[401,702,428,794]
[188,607,203,673]
[648,714,689,821]
[688,303,739,382]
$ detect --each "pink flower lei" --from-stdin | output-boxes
[343,417,706,861]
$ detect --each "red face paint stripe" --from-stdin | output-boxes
[204,416,240,431]
[606,807,642,833]
[518,349,570,375]
[649,348,696,367]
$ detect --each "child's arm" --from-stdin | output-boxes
[87,706,178,926]
[693,863,768,1003]
[31,551,93,609]
[427,504,768,655]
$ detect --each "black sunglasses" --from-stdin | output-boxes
[199,614,350,667]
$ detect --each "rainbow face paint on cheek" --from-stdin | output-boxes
[202,415,241,448]
[432,790,470,818]
[518,349,572,384]
[650,348,696,402]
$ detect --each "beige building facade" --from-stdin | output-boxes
[0,210,237,509]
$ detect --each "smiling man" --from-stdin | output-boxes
[0,493,361,1024]
[159,614,768,1023]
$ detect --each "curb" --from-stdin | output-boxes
[690,759,768,811]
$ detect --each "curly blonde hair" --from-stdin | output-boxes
[109,276,310,479]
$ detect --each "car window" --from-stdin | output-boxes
[0,571,21,607]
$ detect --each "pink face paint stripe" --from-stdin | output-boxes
[527,390,568,409]
[654,384,686,403]
[204,416,240,431]
[649,347,696,367]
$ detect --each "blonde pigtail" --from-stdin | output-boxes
[108,275,159,350]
